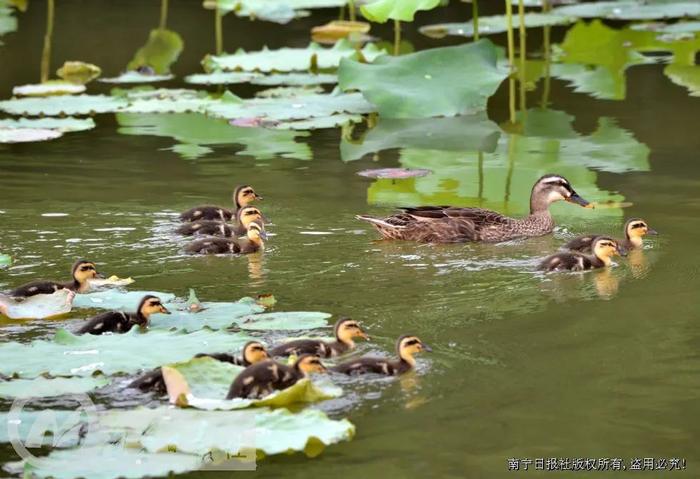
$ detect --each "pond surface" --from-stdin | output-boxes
[1,1,700,478]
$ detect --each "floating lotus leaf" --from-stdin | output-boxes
[341,114,501,161]
[311,20,371,43]
[255,85,324,98]
[116,112,312,160]
[0,289,74,319]
[339,40,508,118]
[99,71,174,83]
[184,71,262,85]
[357,168,431,179]
[0,328,253,378]
[0,253,11,267]
[86,275,135,288]
[554,1,700,20]
[72,290,177,310]
[0,376,109,398]
[12,81,86,97]
[631,21,700,34]
[664,64,700,96]
[164,356,244,399]
[0,3,17,39]
[209,0,347,24]
[272,113,363,130]
[236,311,331,330]
[126,28,183,74]
[56,61,102,85]
[0,127,63,143]
[0,117,96,132]
[251,72,337,86]
[203,40,385,73]
[169,143,214,159]
[420,13,574,39]
[0,94,128,116]
[149,298,265,331]
[361,0,440,23]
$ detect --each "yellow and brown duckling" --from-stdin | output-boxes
[227,354,327,399]
[269,317,369,358]
[176,205,264,238]
[185,219,266,255]
[179,185,262,222]
[357,175,589,243]
[564,218,657,253]
[9,260,102,298]
[332,335,432,376]
[129,341,270,394]
[75,295,170,335]
[539,236,627,272]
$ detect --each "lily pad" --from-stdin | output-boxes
[236,311,331,330]
[357,168,431,179]
[12,81,86,97]
[272,114,363,130]
[56,61,102,85]
[665,64,700,96]
[210,0,348,24]
[0,94,128,116]
[0,289,74,319]
[184,71,262,85]
[0,117,96,132]
[360,0,440,23]
[86,275,135,288]
[420,13,574,39]
[251,72,338,86]
[554,1,700,20]
[0,253,11,267]
[0,376,110,398]
[338,40,508,118]
[126,28,183,74]
[149,298,265,331]
[203,40,385,73]
[631,21,700,34]
[0,127,63,143]
[72,290,177,310]
[99,71,174,83]
[311,20,371,44]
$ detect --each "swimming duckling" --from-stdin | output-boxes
[75,295,170,335]
[128,341,270,394]
[179,185,262,222]
[185,220,266,255]
[539,236,626,272]
[176,206,264,238]
[269,317,369,358]
[227,354,327,399]
[9,260,102,298]
[564,218,657,253]
[357,175,589,243]
[332,335,432,376]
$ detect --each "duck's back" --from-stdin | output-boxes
[9,280,65,298]
[75,311,134,335]
[539,252,597,272]
[332,357,404,375]
[227,361,298,399]
[269,339,330,358]
[180,205,233,222]
[176,221,233,237]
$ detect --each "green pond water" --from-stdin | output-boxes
[1,1,700,478]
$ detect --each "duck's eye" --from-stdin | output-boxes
[150,301,162,307]
[80,265,94,271]
[245,211,258,216]
[243,190,253,195]
[404,339,420,346]
[631,223,646,229]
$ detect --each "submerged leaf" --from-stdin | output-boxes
[0,290,74,319]
[664,64,700,97]
[0,376,110,398]
[420,13,574,39]
[361,0,440,23]
[127,29,183,74]
[0,127,63,143]
[56,61,102,85]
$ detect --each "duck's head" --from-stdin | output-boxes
[237,206,265,230]
[334,317,370,346]
[625,218,657,247]
[234,185,262,208]
[72,260,102,284]
[242,341,270,365]
[397,335,432,367]
[530,175,589,213]
[295,354,327,375]
[137,295,170,319]
[246,220,267,244]
[592,236,627,265]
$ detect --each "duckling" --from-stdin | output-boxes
[185,219,266,255]
[176,205,264,238]
[332,335,432,376]
[357,175,589,243]
[269,317,369,358]
[128,341,270,394]
[9,260,102,298]
[564,218,657,253]
[75,295,170,335]
[179,185,262,222]
[539,236,626,272]
[227,354,327,399]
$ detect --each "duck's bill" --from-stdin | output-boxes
[161,306,172,315]
[259,231,268,241]
[647,228,659,235]
[566,193,590,207]
[617,246,629,257]
[95,272,105,279]
[255,194,264,200]
[422,344,433,352]
[358,331,371,340]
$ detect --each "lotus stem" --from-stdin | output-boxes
[348,0,356,22]
[473,0,479,41]
[541,0,551,13]
[518,0,526,114]
[393,19,401,55]
[505,0,515,123]
[160,0,169,29]
[40,0,54,83]
[504,136,516,208]
[215,7,223,55]
[541,25,551,108]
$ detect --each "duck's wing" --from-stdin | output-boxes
[75,311,129,335]
[538,252,590,272]
[128,368,166,394]
[331,357,397,375]
[562,235,598,252]
[9,280,63,298]
[269,339,326,357]
[401,206,512,228]
[180,206,233,222]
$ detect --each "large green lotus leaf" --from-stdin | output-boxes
[0,127,63,143]
[72,290,177,310]
[0,289,74,319]
[361,0,440,23]
[0,328,252,378]
[341,114,501,161]
[0,94,128,116]
[554,1,700,20]
[664,64,700,96]
[203,40,385,73]
[99,71,174,83]
[184,71,262,85]
[251,72,337,86]
[0,376,110,398]
[167,356,244,399]
[12,81,86,97]
[149,299,265,331]
[419,13,574,39]
[211,0,347,24]
[0,117,95,132]
[126,29,183,74]
[235,311,331,330]
[115,112,311,160]
[338,40,508,118]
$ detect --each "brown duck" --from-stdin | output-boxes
[564,218,657,253]
[269,317,369,358]
[356,175,589,243]
[176,206,264,238]
[539,236,626,272]
[179,185,262,222]
[332,335,431,376]
[9,260,102,298]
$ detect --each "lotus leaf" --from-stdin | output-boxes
[203,40,385,73]
[665,64,700,96]
[554,1,700,20]
[149,298,265,331]
[236,311,331,330]
[255,85,324,98]
[419,13,574,39]
[631,21,700,34]
[311,20,371,44]
[56,61,102,85]
[72,289,177,310]
[0,127,63,143]
[210,0,347,24]
[184,71,262,85]
[86,275,135,288]
[272,114,363,130]
[0,94,128,116]
[338,40,508,118]
[0,289,74,319]
[360,0,440,23]
[251,72,338,86]
[0,5,17,39]
[99,71,174,83]
[12,81,86,97]
[0,117,96,132]
[0,253,11,267]
[0,376,110,398]
[126,29,183,74]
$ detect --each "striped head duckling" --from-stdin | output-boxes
[179,185,262,222]
[269,317,369,358]
[185,219,266,255]
[227,354,327,399]
[332,335,432,376]
[176,206,265,238]
[540,236,627,272]
[564,218,657,253]
[75,295,170,335]
[9,260,102,298]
